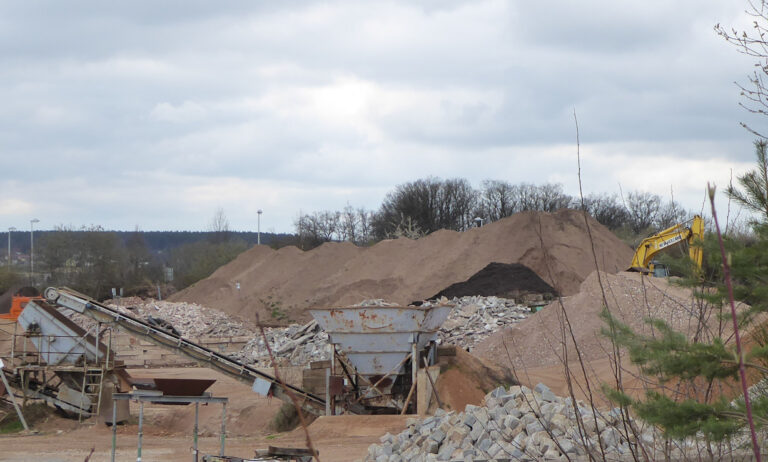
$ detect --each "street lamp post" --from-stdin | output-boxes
[30,219,39,284]
[7,227,16,268]
[257,210,263,245]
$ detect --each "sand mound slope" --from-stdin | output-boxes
[473,271,750,403]
[171,209,633,322]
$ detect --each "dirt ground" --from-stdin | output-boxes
[0,416,409,462]
[0,367,409,462]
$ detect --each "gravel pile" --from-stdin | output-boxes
[364,383,656,462]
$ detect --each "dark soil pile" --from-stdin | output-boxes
[430,262,557,300]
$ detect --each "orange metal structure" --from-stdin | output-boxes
[0,295,43,320]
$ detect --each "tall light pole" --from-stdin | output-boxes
[7,227,16,268]
[257,209,263,245]
[30,219,39,284]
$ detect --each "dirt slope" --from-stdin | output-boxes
[472,271,752,404]
[171,209,633,322]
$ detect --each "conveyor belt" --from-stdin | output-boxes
[42,287,327,416]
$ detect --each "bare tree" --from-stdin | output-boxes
[208,207,231,243]
[625,191,662,234]
[373,177,478,238]
[535,183,573,212]
[579,193,630,230]
[716,1,768,138]
[340,204,359,243]
[357,208,374,244]
[317,211,341,242]
[477,179,516,222]
[654,199,690,229]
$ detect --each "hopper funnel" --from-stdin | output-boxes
[309,305,452,377]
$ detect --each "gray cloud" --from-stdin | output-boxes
[0,0,761,231]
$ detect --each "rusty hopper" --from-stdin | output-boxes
[309,305,452,378]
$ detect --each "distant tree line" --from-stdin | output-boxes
[294,177,692,247]
[2,229,289,256]
[3,209,278,300]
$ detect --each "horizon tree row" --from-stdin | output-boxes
[293,177,694,246]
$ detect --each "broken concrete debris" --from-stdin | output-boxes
[428,296,531,351]
[106,297,256,338]
[364,383,658,462]
[229,320,330,367]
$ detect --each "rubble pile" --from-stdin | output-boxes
[106,297,257,338]
[229,320,330,367]
[428,296,531,351]
[365,383,657,462]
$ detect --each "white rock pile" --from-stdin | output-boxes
[106,297,257,338]
[230,320,330,367]
[428,296,531,351]
[364,383,655,462]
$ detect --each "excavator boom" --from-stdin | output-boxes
[628,215,704,273]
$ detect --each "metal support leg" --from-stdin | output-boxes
[329,343,336,415]
[325,368,331,416]
[193,402,199,462]
[0,368,28,431]
[137,402,144,462]
[220,402,227,456]
[411,342,418,390]
[111,399,117,462]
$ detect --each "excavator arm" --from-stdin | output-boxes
[628,215,704,273]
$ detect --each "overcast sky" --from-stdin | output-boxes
[0,1,762,233]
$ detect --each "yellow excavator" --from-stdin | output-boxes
[627,215,704,276]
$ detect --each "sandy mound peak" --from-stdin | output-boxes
[171,209,633,322]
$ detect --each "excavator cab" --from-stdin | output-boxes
[650,261,669,278]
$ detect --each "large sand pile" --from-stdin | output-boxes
[171,209,633,322]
